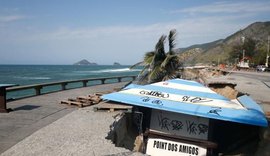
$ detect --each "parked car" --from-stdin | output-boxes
[256,65,270,72]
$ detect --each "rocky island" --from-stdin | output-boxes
[113,62,121,66]
[73,59,97,65]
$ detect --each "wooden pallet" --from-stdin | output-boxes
[60,93,104,108]
[94,91,113,96]
[69,98,94,105]
[93,101,133,112]
[60,98,94,108]
[77,96,101,104]
[60,100,84,108]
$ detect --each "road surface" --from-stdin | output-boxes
[207,70,270,113]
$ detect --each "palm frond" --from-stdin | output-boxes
[137,73,149,85]
[129,61,144,69]
[162,72,177,81]
[161,55,180,69]
[168,29,177,54]
[160,54,182,81]
[139,65,150,75]
[136,67,150,85]
[150,35,166,70]
[148,65,164,83]
[143,51,155,65]
[155,35,166,58]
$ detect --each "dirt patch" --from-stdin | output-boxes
[181,68,229,85]
[208,82,238,99]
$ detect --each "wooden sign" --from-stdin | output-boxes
[150,109,209,140]
[146,137,207,156]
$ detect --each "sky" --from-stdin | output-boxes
[0,0,270,65]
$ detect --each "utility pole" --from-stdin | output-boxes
[266,35,269,67]
[241,36,245,61]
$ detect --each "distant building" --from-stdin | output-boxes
[237,57,251,68]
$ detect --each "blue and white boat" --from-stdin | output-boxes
[102,78,268,127]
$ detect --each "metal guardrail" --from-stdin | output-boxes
[6,75,136,98]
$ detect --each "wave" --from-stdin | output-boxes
[98,68,141,73]
[14,76,51,80]
[75,68,141,74]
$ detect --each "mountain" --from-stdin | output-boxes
[73,59,97,65]
[177,39,223,53]
[178,21,270,65]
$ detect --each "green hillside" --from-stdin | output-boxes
[178,21,270,66]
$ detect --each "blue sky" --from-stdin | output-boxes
[0,0,270,65]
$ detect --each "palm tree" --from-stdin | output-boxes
[131,29,183,84]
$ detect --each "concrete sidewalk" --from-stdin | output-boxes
[0,82,128,154]
[0,106,136,156]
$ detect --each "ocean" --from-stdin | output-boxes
[0,65,141,99]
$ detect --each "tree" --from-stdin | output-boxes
[228,37,256,63]
[252,43,268,65]
[130,29,183,84]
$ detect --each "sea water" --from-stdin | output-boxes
[0,65,141,99]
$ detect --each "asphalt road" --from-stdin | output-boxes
[207,70,270,113]
[230,71,270,83]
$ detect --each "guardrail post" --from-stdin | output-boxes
[118,77,121,82]
[101,79,105,84]
[132,76,136,81]
[34,86,42,95]
[82,81,88,87]
[61,83,67,90]
[0,87,8,113]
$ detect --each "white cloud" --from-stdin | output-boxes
[171,1,270,14]
[25,14,247,46]
[1,14,249,46]
[0,12,259,64]
[0,15,27,22]
[38,24,167,40]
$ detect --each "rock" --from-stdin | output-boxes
[73,59,97,65]
[113,62,121,66]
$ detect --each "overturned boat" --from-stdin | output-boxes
[102,78,268,155]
